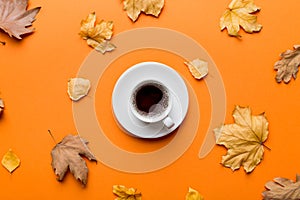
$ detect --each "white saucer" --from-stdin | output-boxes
[112,62,189,138]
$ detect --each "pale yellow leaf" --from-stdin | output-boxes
[113,185,142,200]
[67,78,91,101]
[214,106,269,173]
[2,149,20,173]
[186,187,204,200]
[220,0,262,37]
[123,0,164,22]
[79,12,116,54]
[0,98,4,116]
[184,58,208,80]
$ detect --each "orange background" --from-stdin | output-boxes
[0,0,300,199]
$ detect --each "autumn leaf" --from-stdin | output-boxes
[123,0,164,22]
[1,149,20,173]
[214,106,269,173]
[0,0,41,39]
[220,0,262,37]
[186,187,204,200]
[184,58,208,80]
[262,175,300,200]
[274,45,300,83]
[0,98,4,116]
[79,12,116,54]
[51,134,97,186]
[113,185,142,200]
[67,78,91,101]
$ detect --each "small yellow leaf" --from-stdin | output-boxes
[2,149,20,173]
[214,106,269,173]
[113,185,142,200]
[186,187,204,200]
[79,12,116,54]
[184,58,208,80]
[123,0,164,22]
[220,0,262,37]
[67,78,91,101]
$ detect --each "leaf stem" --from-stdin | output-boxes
[262,143,271,151]
[48,130,57,144]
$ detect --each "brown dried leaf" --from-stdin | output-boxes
[51,134,97,186]
[1,149,20,173]
[113,185,142,200]
[123,0,164,22]
[0,0,41,39]
[214,106,269,173]
[262,175,300,200]
[274,45,300,83]
[79,12,116,54]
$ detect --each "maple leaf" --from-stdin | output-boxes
[51,134,97,186]
[184,58,208,80]
[0,0,41,39]
[186,187,204,200]
[220,0,262,37]
[274,45,300,83]
[113,185,142,200]
[214,106,269,173]
[79,12,116,54]
[123,0,164,22]
[262,175,300,200]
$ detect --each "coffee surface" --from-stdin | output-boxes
[135,85,163,113]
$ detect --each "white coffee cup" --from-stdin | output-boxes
[129,80,175,129]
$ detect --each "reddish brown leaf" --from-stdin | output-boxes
[0,0,41,39]
[51,134,97,186]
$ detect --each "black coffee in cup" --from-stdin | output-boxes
[131,81,169,118]
[135,85,163,113]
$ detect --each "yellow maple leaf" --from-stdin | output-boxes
[186,187,204,200]
[1,149,20,173]
[220,0,262,37]
[113,185,142,200]
[79,12,116,54]
[214,106,269,173]
[123,0,164,22]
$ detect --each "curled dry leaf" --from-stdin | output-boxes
[79,12,116,54]
[113,185,142,200]
[0,0,41,39]
[51,134,97,186]
[67,78,90,101]
[184,58,208,80]
[214,106,269,173]
[1,149,20,173]
[274,45,300,83]
[0,98,4,116]
[186,187,204,200]
[220,0,262,37]
[123,0,164,22]
[262,175,300,200]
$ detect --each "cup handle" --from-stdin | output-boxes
[163,116,175,129]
